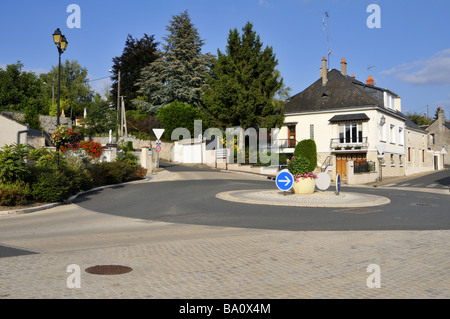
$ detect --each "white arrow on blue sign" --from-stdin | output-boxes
[276,169,294,191]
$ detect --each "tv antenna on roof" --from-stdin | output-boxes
[323,11,331,69]
[368,65,376,70]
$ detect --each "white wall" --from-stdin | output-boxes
[0,115,28,147]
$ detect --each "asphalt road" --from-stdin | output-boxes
[381,169,450,190]
[72,162,450,232]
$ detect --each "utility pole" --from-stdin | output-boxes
[117,70,121,137]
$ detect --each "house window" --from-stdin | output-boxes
[422,149,425,162]
[408,147,411,162]
[380,122,387,142]
[288,125,296,148]
[430,133,435,145]
[339,123,362,144]
[399,127,404,145]
[390,124,395,144]
[310,124,314,140]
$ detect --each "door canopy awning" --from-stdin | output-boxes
[329,113,370,123]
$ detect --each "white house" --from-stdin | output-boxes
[277,57,437,183]
[0,113,47,149]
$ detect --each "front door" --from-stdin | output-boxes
[336,153,367,180]
[336,155,347,180]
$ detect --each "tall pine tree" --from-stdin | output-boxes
[201,22,285,130]
[136,10,214,113]
[110,34,159,110]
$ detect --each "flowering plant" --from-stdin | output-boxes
[79,140,103,159]
[51,126,83,152]
[288,156,318,182]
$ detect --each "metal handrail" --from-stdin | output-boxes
[330,137,369,149]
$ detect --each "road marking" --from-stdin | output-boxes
[385,184,397,187]
[426,184,437,188]
[399,183,411,186]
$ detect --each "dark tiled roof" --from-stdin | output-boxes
[404,116,427,133]
[445,121,450,130]
[285,69,391,114]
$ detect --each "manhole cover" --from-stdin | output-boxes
[85,265,132,275]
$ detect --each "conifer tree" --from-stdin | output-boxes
[201,22,285,130]
[110,34,159,110]
[136,10,213,113]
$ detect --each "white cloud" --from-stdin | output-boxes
[381,49,450,85]
[258,0,270,8]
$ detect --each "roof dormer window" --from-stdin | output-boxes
[384,92,395,110]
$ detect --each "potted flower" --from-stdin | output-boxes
[288,156,317,194]
[345,145,353,150]
[51,125,83,153]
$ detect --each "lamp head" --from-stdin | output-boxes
[53,28,62,45]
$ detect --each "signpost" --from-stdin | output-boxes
[335,173,341,195]
[276,169,294,195]
[152,129,165,168]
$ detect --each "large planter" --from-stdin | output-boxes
[292,178,316,194]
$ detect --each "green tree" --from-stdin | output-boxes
[406,112,432,126]
[136,10,214,113]
[0,62,44,112]
[201,22,285,130]
[157,102,202,140]
[110,34,159,110]
[80,94,116,136]
[43,60,94,118]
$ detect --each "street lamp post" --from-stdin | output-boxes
[53,28,68,165]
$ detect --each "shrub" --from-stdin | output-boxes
[87,161,136,187]
[0,144,31,183]
[288,156,317,182]
[288,156,310,176]
[132,166,148,180]
[293,139,317,172]
[31,169,74,203]
[157,102,203,140]
[0,181,32,206]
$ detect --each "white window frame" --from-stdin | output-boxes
[380,122,387,142]
[398,127,404,146]
[390,124,396,144]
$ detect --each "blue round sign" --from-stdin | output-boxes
[276,170,294,191]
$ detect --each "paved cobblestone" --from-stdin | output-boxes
[216,190,390,207]
[1,227,449,299]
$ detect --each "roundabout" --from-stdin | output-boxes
[216,189,391,208]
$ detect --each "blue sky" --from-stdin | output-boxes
[1,0,449,118]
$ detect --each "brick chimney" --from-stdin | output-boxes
[395,97,401,112]
[438,107,445,132]
[341,58,347,76]
[366,75,374,86]
[320,57,328,86]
